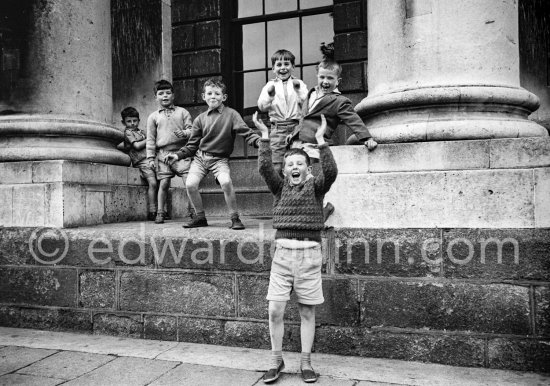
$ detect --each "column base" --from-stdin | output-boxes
[0,114,129,165]
[325,137,550,228]
[356,86,549,143]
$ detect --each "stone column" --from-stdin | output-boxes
[0,0,146,228]
[0,0,127,165]
[355,0,548,142]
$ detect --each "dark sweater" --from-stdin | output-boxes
[258,139,338,241]
[176,104,260,159]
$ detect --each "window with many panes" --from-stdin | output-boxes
[232,0,334,115]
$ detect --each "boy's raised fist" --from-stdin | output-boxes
[267,85,275,97]
[292,79,301,90]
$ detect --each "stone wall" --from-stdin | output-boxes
[171,0,224,119]
[112,0,171,125]
[333,0,369,144]
[1,225,548,372]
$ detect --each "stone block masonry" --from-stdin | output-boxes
[0,222,549,372]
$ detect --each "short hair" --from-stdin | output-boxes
[154,79,173,94]
[271,49,296,66]
[121,106,139,121]
[203,78,227,94]
[283,148,311,166]
[316,60,342,77]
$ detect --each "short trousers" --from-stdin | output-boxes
[157,149,191,180]
[290,140,320,160]
[188,150,231,181]
[134,158,156,180]
[266,239,324,305]
[270,121,298,164]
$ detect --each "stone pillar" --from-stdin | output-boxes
[0,0,127,165]
[355,0,548,142]
[0,0,148,228]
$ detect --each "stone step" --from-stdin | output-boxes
[170,158,264,191]
[0,221,548,372]
[168,158,273,218]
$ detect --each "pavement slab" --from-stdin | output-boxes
[62,356,177,386]
[0,373,62,386]
[149,362,263,386]
[0,346,57,376]
[0,328,549,386]
[16,351,116,380]
[0,328,178,358]
[268,373,357,385]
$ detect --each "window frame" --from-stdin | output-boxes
[231,1,334,115]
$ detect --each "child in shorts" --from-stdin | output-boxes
[164,78,261,230]
[257,49,308,176]
[146,79,194,224]
[121,106,158,221]
[253,112,337,384]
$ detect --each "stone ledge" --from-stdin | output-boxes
[331,137,550,174]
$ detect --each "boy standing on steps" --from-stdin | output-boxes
[146,79,194,224]
[164,78,261,230]
[253,112,337,384]
[257,49,308,176]
[121,106,158,221]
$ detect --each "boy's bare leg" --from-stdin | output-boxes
[268,300,286,351]
[263,300,287,382]
[185,174,204,214]
[298,303,316,370]
[145,176,158,214]
[217,173,238,215]
[181,173,193,217]
[157,178,170,214]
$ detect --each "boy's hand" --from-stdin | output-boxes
[148,159,156,171]
[292,79,301,91]
[285,134,293,146]
[315,114,327,145]
[365,138,378,151]
[252,112,269,139]
[174,128,188,138]
[267,85,275,97]
[164,153,179,165]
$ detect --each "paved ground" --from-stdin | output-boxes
[0,328,549,385]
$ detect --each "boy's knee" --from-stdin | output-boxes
[186,177,200,190]
[299,304,316,319]
[268,302,285,320]
[217,174,233,189]
[345,134,360,145]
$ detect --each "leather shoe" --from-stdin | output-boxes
[301,367,317,383]
[182,216,208,228]
[263,360,284,383]
[230,216,245,230]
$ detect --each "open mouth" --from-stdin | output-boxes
[291,171,300,178]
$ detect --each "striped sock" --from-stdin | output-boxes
[271,350,283,369]
[301,352,312,370]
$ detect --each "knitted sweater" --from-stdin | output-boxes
[258,139,338,241]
